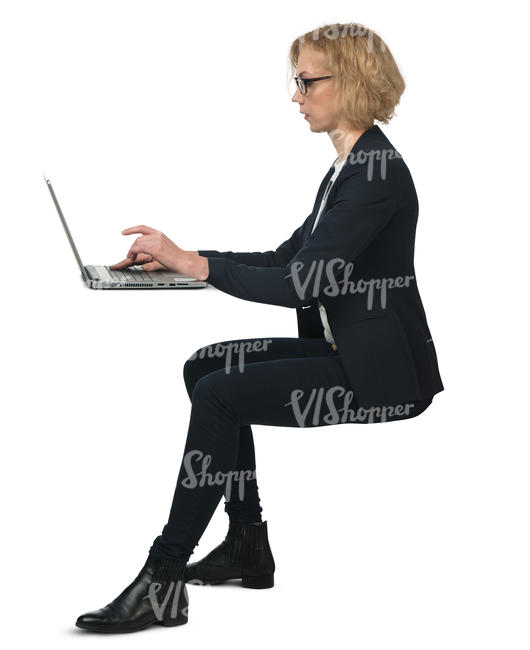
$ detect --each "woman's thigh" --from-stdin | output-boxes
[183,336,333,389]
[194,352,376,428]
[187,336,431,425]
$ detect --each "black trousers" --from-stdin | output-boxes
[148,337,432,560]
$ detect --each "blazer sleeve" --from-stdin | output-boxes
[197,218,309,268]
[202,171,397,308]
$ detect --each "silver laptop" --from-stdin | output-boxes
[43,173,208,290]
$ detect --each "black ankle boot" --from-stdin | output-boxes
[184,520,275,589]
[76,555,189,633]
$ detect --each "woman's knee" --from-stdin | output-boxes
[183,340,243,397]
[182,342,220,391]
[183,348,211,398]
[192,369,240,410]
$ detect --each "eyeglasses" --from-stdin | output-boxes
[293,75,334,95]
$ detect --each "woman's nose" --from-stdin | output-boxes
[291,90,303,103]
[290,81,303,103]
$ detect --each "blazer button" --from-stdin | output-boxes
[331,343,338,351]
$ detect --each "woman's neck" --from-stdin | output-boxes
[330,127,369,162]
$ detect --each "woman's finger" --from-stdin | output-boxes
[121,225,157,236]
[127,235,156,260]
[142,261,166,271]
[109,257,136,270]
[132,253,153,264]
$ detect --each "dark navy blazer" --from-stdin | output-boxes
[198,124,444,408]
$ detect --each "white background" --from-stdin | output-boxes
[1,1,529,648]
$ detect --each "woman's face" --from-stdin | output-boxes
[292,47,341,133]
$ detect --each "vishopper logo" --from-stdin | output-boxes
[298,23,384,54]
[341,147,402,181]
[285,258,414,308]
[187,339,273,374]
[285,385,416,425]
[181,450,256,501]
[143,579,188,622]
[327,127,401,181]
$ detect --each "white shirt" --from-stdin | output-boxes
[310,156,348,344]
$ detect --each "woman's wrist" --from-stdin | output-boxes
[183,251,209,281]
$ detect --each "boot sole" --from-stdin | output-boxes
[186,574,274,589]
[76,614,188,633]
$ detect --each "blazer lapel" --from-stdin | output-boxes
[303,165,338,246]
[324,124,384,206]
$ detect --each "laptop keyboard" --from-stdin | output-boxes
[93,265,195,284]
[93,266,154,282]
[107,267,152,282]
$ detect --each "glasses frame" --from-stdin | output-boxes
[293,75,334,95]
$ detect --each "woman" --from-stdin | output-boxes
[75,22,444,633]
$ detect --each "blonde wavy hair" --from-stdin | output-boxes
[288,22,406,131]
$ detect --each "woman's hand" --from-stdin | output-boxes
[109,225,209,280]
[109,224,187,273]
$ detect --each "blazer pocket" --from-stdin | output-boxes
[336,310,387,326]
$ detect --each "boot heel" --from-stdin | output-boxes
[241,573,274,589]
